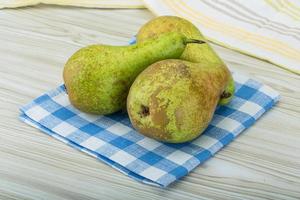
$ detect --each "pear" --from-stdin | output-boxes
[137,16,235,105]
[127,59,230,143]
[64,32,203,115]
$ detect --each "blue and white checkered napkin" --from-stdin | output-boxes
[20,73,279,187]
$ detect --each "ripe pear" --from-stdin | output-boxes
[127,59,231,143]
[64,32,203,115]
[137,16,235,105]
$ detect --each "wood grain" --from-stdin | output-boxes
[0,5,299,200]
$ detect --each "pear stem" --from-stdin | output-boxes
[185,39,206,45]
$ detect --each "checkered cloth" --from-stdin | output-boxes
[19,72,279,187]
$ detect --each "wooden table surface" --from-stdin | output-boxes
[0,5,299,200]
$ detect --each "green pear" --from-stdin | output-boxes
[137,16,235,105]
[127,59,231,143]
[64,32,203,115]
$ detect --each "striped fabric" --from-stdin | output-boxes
[144,0,300,75]
[0,0,144,9]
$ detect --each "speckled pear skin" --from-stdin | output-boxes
[137,16,235,105]
[64,32,189,115]
[127,59,230,143]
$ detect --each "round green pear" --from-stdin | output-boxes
[64,32,202,115]
[137,16,235,105]
[127,59,231,143]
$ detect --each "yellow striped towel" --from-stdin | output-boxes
[0,0,145,9]
[143,0,300,74]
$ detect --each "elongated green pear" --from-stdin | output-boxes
[137,16,235,105]
[64,32,202,115]
[127,59,230,143]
